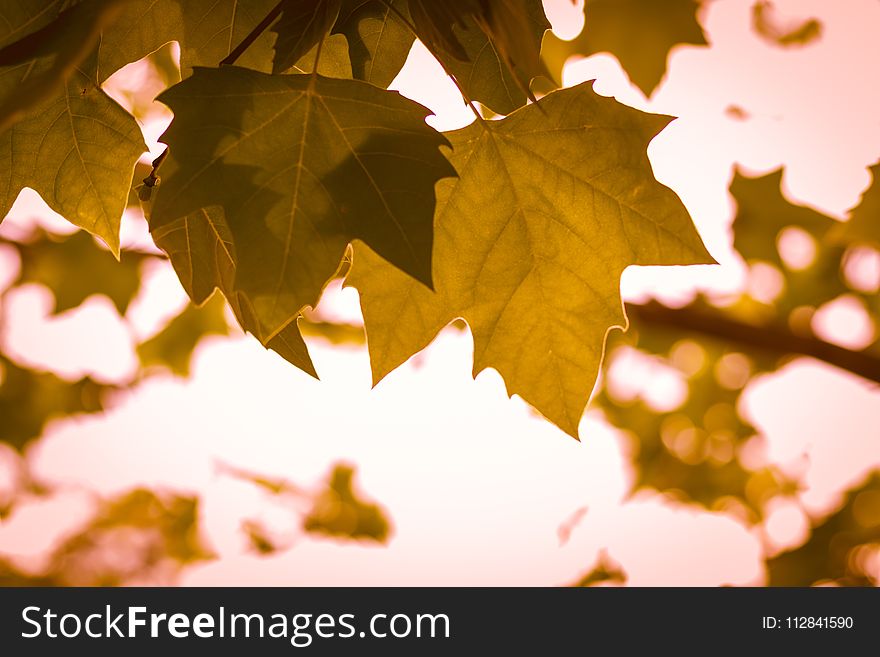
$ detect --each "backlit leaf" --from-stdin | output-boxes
[830,163,880,249]
[348,82,712,438]
[0,7,146,254]
[151,66,455,349]
[150,206,318,376]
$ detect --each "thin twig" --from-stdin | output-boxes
[220,0,286,67]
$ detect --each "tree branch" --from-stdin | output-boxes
[626,300,880,386]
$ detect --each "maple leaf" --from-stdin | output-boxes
[151,206,318,376]
[830,163,880,249]
[271,0,342,74]
[347,82,713,438]
[151,66,455,345]
[544,0,707,97]
[0,2,146,255]
[333,0,413,88]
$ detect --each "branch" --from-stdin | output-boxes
[626,300,880,386]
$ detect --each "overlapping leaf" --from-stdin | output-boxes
[348,82,712,438]
[272,0,342,74]
[97,0,279,80]
[333,0,413,88]
[0,5,146,254]
[150,206,318,376]
[151,67,454,368]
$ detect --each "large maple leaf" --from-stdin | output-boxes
[151,66,454,365]
[347,82,713,437]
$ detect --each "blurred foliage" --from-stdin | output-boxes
[767,472,880,586]
[303,464,391,543]
[0,354,114,453]
[137,293,230,376]
[570,550,627,587]
[831,162,880,250]
[752,1,822,49]
[223,462,392,553]
[542,0,706,96]
[0,488,211,586]
[2,230,154,316]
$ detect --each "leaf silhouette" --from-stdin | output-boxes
[348,82,712,438]
[333,0,413,87]
[151,66,455,345]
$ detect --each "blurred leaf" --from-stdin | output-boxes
[752,1,822,49]
[150,67,454,375]
[767,472,880,586]
[349,82,712,438]
[543,0,707,97]
[1,489,211,585]
[300,318,365,345]
[0,5,146,255]
[571,550,627,587]
[304,464,391,542]
[333,0,413,88]
[6,230,151,315]
[271,0,341,74]
[830,163,880,249]
[0,356,114,452]
[137,294,230,376]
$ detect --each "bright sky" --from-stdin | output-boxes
[1,0,879,586]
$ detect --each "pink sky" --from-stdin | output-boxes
[0,0,879,586]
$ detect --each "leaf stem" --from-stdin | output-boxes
[377,0,487,126]
[220,0,286,67]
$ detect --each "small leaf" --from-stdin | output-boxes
[348,82,712,438]
[303,464,392,543]
[152,66,455,343]
[271,0,342,74]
